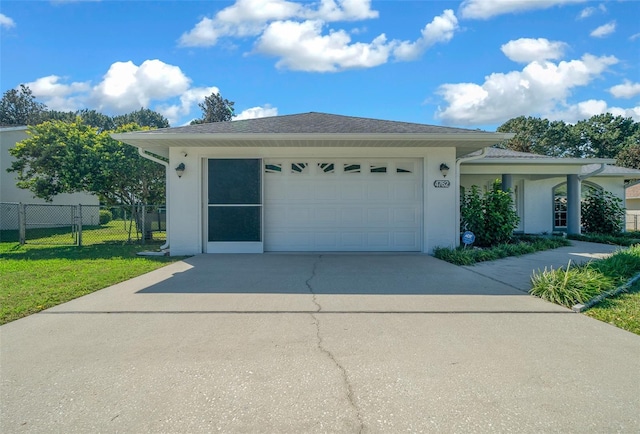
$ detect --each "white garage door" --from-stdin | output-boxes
[264,159,423,251]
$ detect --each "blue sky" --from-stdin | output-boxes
[1,0,639,130]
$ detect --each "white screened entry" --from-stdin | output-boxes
[264,159,423,251]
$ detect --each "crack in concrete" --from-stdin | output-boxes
[305,255,322,312]
[306,255,364,433]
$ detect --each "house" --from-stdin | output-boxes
[0,126,99,230]
[460,147,640,234]
[112,112,639,256]
[626,183,640,211]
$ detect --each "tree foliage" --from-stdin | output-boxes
[581,189,625,235]
[8,120,165,205]
[113,108,169,129]
[498,113,640,168]
[0,84,47,126]
[460,182,520,247]
[191,92,235,124]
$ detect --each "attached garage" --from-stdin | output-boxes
[263,158,422,252]
[113,112,512,256]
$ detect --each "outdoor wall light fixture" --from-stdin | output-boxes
[439,163,450,178]
[175,163,186,178]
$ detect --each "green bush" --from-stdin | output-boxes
[530,262,612,307]
[461,182,519,246]
[567,233,640,246]
[581,189,625,235]
[99,209,113,225]
[530,245,640,308]
[434,237,570,266]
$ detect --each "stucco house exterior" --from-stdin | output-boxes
[1,126,99,230]
[112,112,639,256]
[461,148,640,234]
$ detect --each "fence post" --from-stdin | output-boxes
[141,204,146,245]
[77,204,83,247]
[18,203,26,245]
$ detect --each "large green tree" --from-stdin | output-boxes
[8,119,165,205]
[191,92,235,124]
[573,113,639,158]
[113,108,169,129]
[0,84,47,126]
[498,113,640,167]
[497,116,578,157]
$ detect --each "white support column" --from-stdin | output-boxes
[567,174,581,235]
[501,174,513,192]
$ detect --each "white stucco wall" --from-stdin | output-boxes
[167,147,459,256]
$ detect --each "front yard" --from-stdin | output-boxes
[0,242,183,325]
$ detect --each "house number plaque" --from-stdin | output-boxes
[433,180,450,188]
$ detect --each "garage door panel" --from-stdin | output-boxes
[394,208,420,225]
[341,208,364,225]
[367,183,391,200]
[367,208,391,225]
[264,158,422,251]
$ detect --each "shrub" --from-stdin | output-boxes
[530,245,640,308]
[530,261,612,308]
[568,233,640,246]
[461,182,519,247]
[99,209,113,225]
[581,189,625,235]
[434,236,570,266]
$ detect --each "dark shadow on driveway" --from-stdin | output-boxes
[136,253,526,296]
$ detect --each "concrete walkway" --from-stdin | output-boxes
[1,246,639,433]
[463,240,623,291]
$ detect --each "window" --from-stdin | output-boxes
[370,164,387,173]
[344,163,361,173]
[265,163,282,173]
[318,163,335,173]
[553,181,601,230]
[396,162,413,174]
[291,163,308,174]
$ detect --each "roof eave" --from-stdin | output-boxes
[464,158,615,165]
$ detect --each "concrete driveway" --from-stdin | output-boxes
[1,253,639,433]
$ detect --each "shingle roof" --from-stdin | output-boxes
[464,147,552,159]
[581,164,640,176]
[138,112,494,135]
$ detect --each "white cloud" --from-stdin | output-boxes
[436,53,619,125]
[24,75,90,111]
[0,13,16,29]
[180,2,458,72]
[577,3,606,19]
[156,86,220,125]
[459,0,586,20]
[254,9,458,72]
[234,105,278,120]
[24,60,229,126]
[90,60,191,112]
[609,80,640,99]
[393,10,458,61]
[500,38,567,63]
[255,19,392,72]
[590,21,616,38]
[547,100,640,123]
[179,0,378,47]
[630,33,640,41]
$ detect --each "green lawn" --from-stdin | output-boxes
[0,242,183,325]
[0,219,166,246]
[585,282,640,335]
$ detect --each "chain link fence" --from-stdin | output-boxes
[0,202,165,246]
[626,212,640,232]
